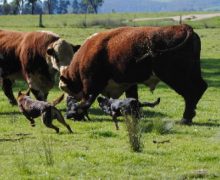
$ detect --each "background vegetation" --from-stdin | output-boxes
[0,13,219,179]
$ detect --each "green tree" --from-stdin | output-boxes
[80,0,104,14]
[43,0,58,14]
[10,0,24,14]
[57,0,70,14]
[72,0,79,14]
[2,0,11,14]
[26,0,37,14]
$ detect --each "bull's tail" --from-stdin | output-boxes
[51,93,65,106]
[139,98,160,108]
[156,25,193,53]
[136,25,194,62]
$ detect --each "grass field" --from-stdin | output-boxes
[0,13,220,179]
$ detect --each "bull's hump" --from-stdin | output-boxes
[38,30,60,38]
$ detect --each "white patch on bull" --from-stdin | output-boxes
[102,79,132,99]
[38,30,60,38]
[60,66,68,75]
[143,74,160,93]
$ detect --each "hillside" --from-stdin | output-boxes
[99,0,220,13]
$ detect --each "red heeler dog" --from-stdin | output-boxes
[17,90,73,133]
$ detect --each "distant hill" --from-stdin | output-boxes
[99,0,220,13]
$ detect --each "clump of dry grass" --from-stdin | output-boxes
[124,114,143,152]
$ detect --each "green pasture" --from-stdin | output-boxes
[0,14,220,179]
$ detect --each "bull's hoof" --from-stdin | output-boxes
[9,99,17,106]
[180,118,192,125]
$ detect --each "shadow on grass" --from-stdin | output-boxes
[201,58,220,88]
[192,121,220,127]
[0,133,34,142]
[87,107,168,123]
[0,111,21,116]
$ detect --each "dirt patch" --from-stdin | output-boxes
[133,13,220,22]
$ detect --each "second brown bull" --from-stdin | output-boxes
[0,30,80,105]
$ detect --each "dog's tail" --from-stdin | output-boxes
[139,98,160,108]
[51,93,65,106]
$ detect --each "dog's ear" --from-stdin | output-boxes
[97,97,104,103]
[18,91,22,97]
[26,89,31,96]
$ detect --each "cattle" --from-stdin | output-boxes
[59,24,207,125]
[0,30,80,105]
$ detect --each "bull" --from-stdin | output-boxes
[59,24,207,125]
[0,30,80,105]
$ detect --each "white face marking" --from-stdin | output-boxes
[60,66,68,75]
[46,39,74,71]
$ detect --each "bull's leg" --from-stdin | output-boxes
[2,78,17,105]
[125,85,138,99]
[30,88,48,101]
[181,78,207,124]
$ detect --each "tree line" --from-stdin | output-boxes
[0,0,104,15]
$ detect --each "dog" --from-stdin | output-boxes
[97,96,160,130]
[17,90,73,133]
[66,95,91,121]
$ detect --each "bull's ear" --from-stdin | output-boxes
[72,44,81,52]
[47,46,55,56]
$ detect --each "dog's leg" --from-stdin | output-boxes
[85,112,91,121]
[19,104,35,126]
[53,107,73,133]
[42,110,59,133]
[113,115,119,130]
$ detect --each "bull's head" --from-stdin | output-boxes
[59,66,83,101]
[46,39,80,71]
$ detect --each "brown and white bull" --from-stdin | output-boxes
[59,24,207,125]
[0,30,80,105]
